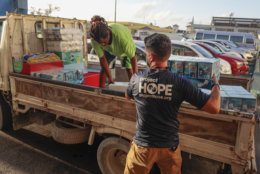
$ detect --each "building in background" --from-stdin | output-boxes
[186,16,260,39]
[0,0,28,16]
[115,22,184,40]
[211,17,260,39]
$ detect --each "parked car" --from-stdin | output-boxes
[170,40,231,74]
[209,39,254,61]
[195,40,244,59]
[135,40,232,74]
[193,41,249,75]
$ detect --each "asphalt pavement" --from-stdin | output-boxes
[0,129,96,174]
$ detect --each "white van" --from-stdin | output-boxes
[194,30,256,50]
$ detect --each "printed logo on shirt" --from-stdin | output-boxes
[139,77,172,101]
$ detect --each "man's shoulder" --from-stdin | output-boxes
[110,23,130,35]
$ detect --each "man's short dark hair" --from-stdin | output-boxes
[144,33,172,60]
[90,22,109,42]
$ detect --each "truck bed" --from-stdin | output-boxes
[9,73,257,173]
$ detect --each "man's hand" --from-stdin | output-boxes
[212,74,219,85]
[108,78,115,84]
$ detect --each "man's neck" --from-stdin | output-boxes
[150,62,168,70]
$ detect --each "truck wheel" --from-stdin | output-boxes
[0,95,12,130]
[97,137,130,174]
[51,120,90,144]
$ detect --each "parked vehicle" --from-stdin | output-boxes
[0,13,257,174]
[193,41,249,75]
[171,40,231,74]
[135,40,232,74]
[194,30,256,50]
[195,40,243,59]
[209,39,255,61]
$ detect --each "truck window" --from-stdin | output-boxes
[230,36,243,43]
[204,34,215,40]
[35,22,43,39]
[246,38,254,44]
[216,34,229,40]
[195,32,203,40]
[0,21,3,42]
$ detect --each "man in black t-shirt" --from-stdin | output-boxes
[124,33,220,174]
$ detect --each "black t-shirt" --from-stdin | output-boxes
[127,68,210,148]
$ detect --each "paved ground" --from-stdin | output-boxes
[0,126,104,174]
[0,131,92,174]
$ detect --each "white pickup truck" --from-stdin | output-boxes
[0,13,257,174]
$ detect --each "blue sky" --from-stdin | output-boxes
[29,0,260,29]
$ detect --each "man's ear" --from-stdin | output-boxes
[150,52,157,61]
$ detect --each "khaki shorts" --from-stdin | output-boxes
[124,142,182,174]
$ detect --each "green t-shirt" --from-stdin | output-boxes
[91,23,136,60]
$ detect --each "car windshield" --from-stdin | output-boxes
[202,44,222,54]
[215,42,230,52]
[227,41,239,47]
[191,45,214,58]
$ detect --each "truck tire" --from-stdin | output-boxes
[97,137,130,174]
[51,120,90,144]
[0,95,12,130]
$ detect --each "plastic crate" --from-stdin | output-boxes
[83,72,100,87]
[21,60,63,75]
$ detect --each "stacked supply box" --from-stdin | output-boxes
[220,85,256,113]
[168,56,220,89]
[200,86,256,113]
[31,64,84,84]
[44,28,84,65]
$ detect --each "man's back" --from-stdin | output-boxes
[127,68,210,148]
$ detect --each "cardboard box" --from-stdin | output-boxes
[44,28,83,41]
[198,62,212,79]
[184,62,197,78]
[108,82,129,92]
[240,95,256,113]
[55,51,83,65]
[169,61,183,76]
[168,56,220,88]
[32,68,83,84]
[228,95,243,111]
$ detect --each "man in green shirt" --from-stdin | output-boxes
[90,20,138,87]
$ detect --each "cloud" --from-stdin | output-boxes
[131,1,195,29]
[133,1,158,19]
